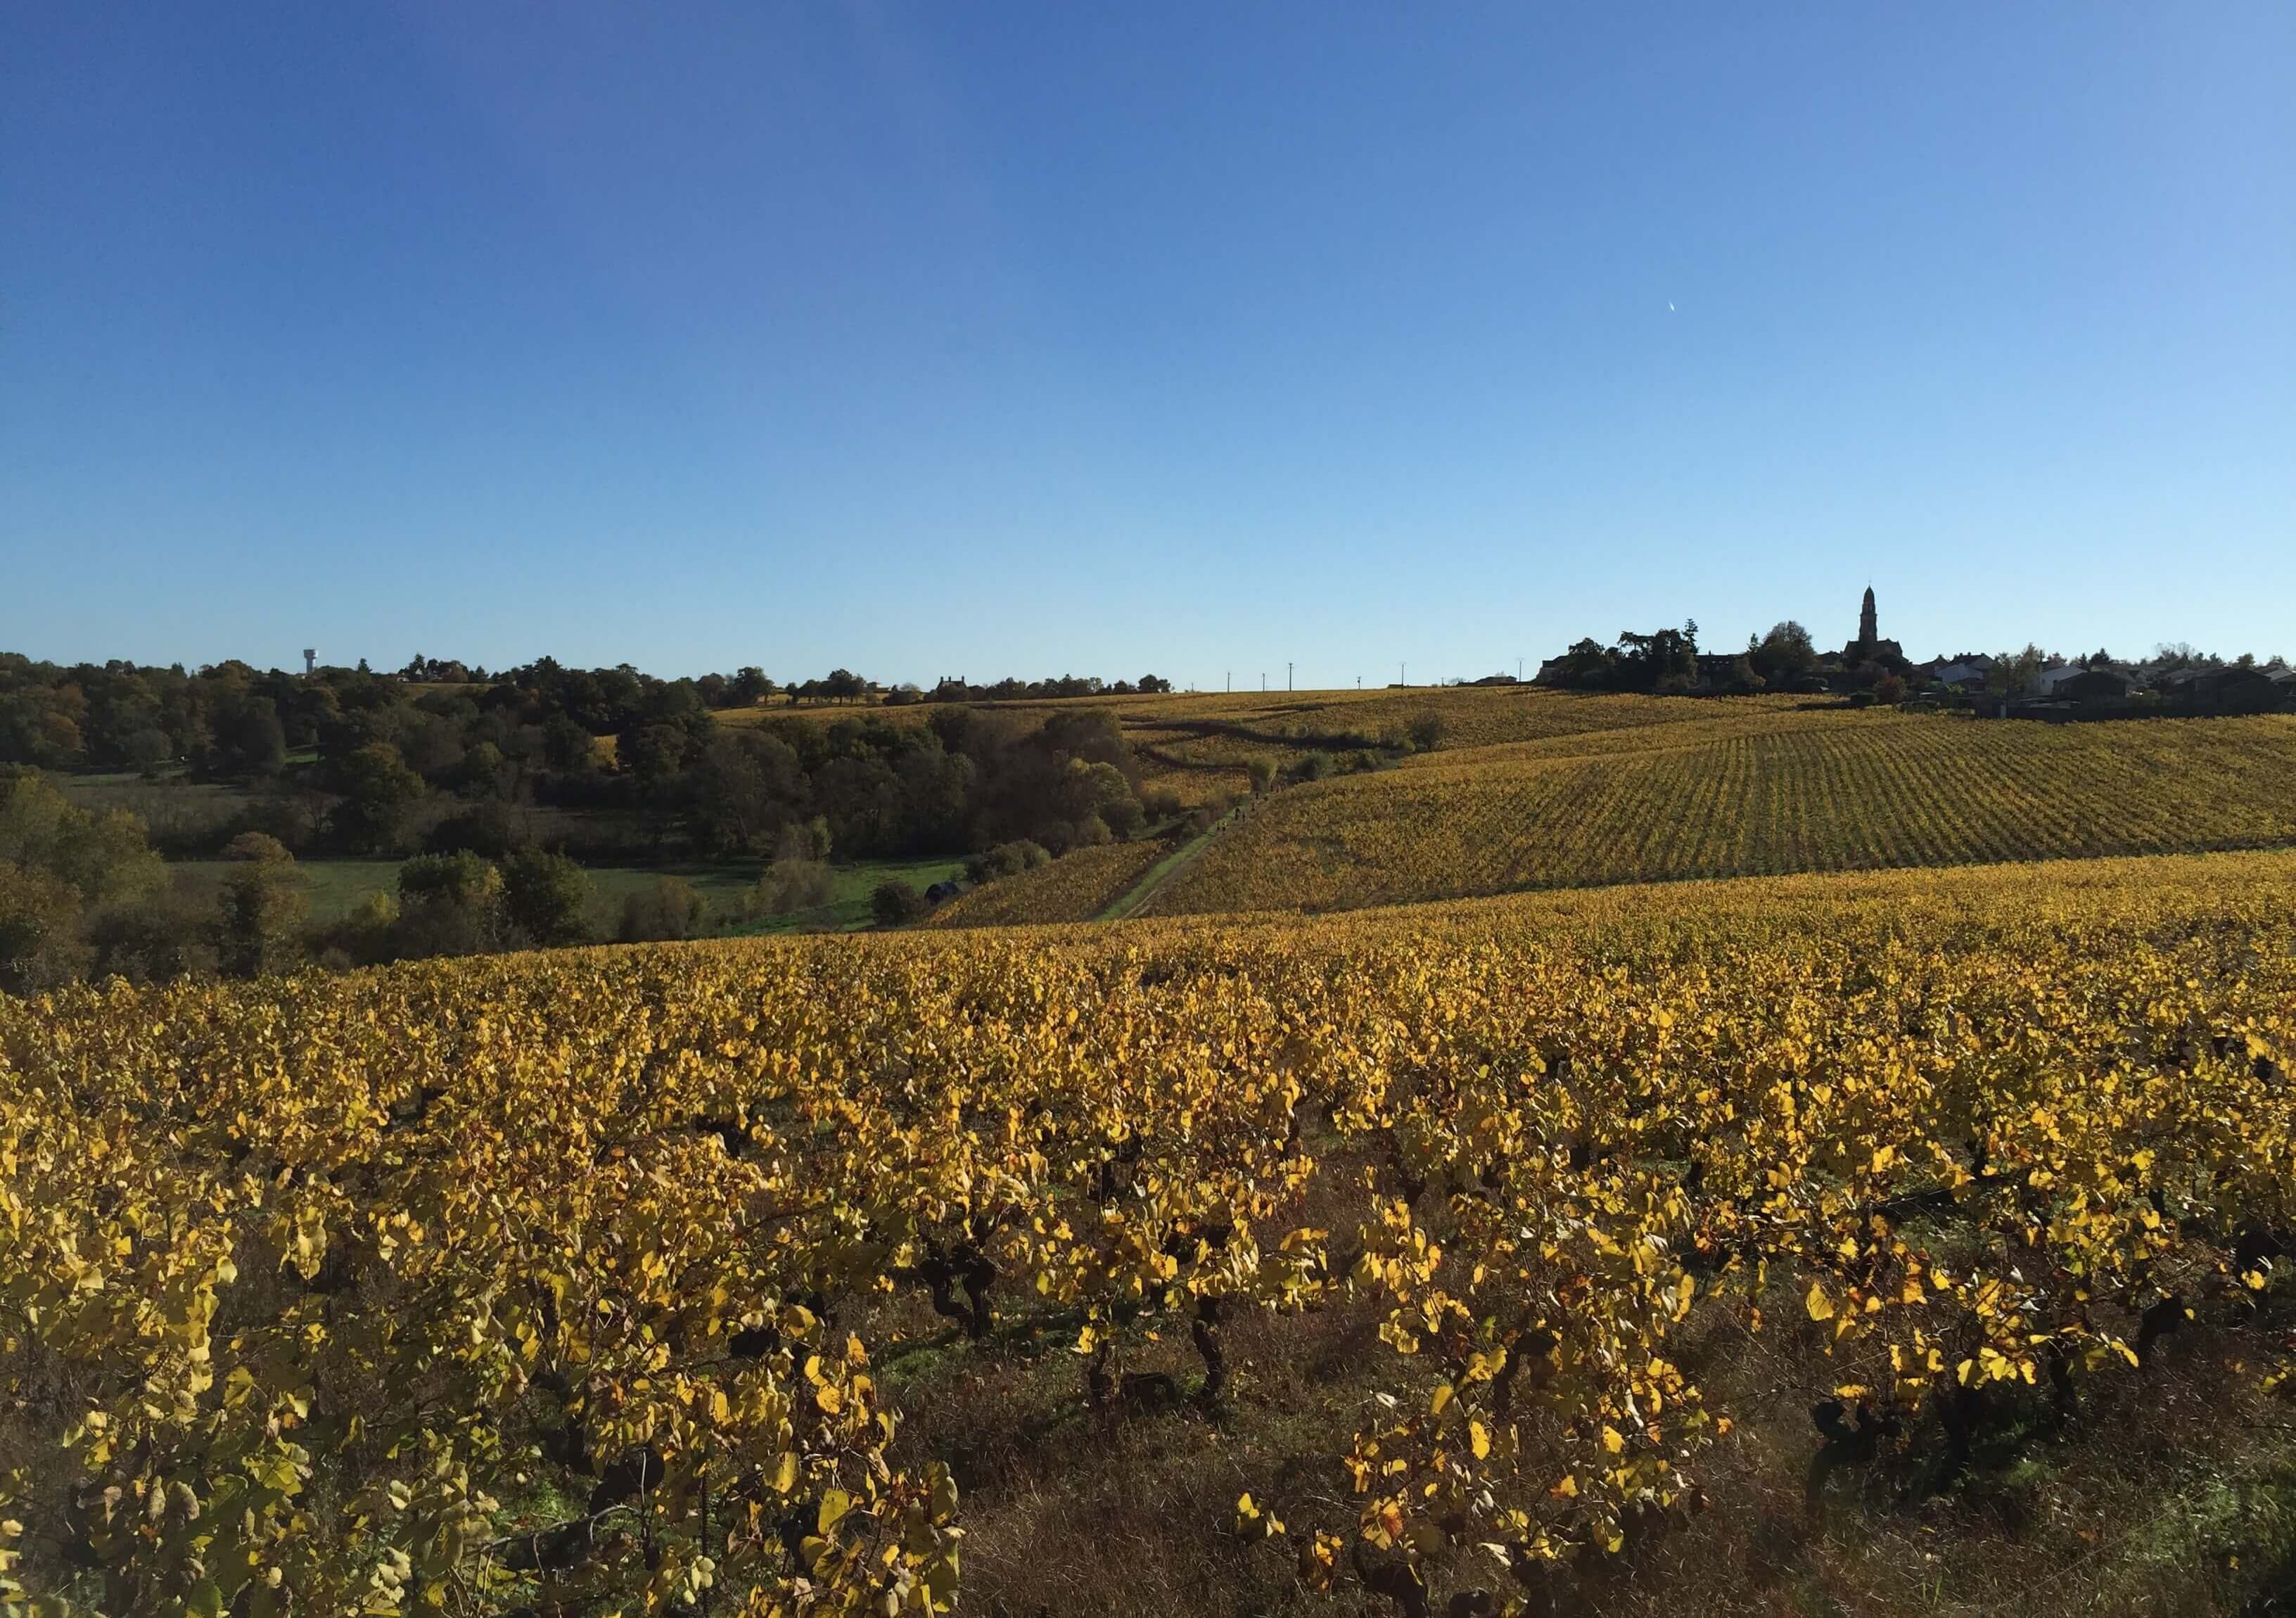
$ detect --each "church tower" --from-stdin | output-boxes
[1858,586,1877,652]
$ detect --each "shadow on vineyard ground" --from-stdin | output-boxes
[858,1128,2296,1618]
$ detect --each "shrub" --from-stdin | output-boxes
[1407,715,1446,752]
[1291,751,1333,783]
[319,891,400,968]
[1875,673,1908,706]
[619,877,706,943]
[1246,757,1278,794]
[0,863,91,993]
[774,818,833,864]
[965,841,1052,885]
[221,830,293,863]
[871,879,927,927]
[758,857,835,915]
[398,851,502,910]
[84,876,219,983]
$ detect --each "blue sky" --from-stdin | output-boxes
[5,4,2291,684]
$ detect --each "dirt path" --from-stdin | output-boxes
[1095,803,1249,920]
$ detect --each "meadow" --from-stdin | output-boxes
[7,850,2296,1617]
[168,854,967,938]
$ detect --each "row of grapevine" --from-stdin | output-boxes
[4,848,2293,1613]
[921,839,1166,928]
[1146,711,2296,915]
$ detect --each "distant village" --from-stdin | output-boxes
[1533,587,2296,719]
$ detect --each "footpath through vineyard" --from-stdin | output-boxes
[4,851,2295,1615]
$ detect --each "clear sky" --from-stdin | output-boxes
[5,4,2291,685]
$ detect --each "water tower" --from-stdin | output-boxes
[303,649,316,676]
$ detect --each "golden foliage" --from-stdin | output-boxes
[4,848,2295,1610]
[1148,710,2296,914]
[924,840,1166,928]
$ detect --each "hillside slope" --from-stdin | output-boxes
[1140,708,2296,915]
[12,848,2296,1618]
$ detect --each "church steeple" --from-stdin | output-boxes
[1858,585,1877,651]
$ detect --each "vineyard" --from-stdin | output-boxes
[1098,688,1756,804]
[6,849,2296,1614]
[713,686,1767,805]
[1144,710,2296,915]
[921,840,1166,929]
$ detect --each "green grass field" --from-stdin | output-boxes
[172,855,967,938]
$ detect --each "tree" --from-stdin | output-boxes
[1099,792,1146,841]
[689,731,805,856]
[1541,639,1620,691]
[207,693,287,777]
[620,722,693,798]
[1615,625,1699,693]
[500,848,594,945]
[871,878,927,927]
[425,800,525,859]
[542,713,597,772]
[1753,622,1817,683]
[1246,756,1278,794]
[222,830,294,863]
[1875,672,1908,706]
[217,858,307,978]
[392,851,504,957]
[0,773,165,906]
[330,742,424,853]
[454,740,509,798]
[1987,645,2046,699]
[0,864,89,993]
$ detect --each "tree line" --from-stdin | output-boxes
[0,653,1181,862]
[1538,620,1833,696]
[0,651,1197,990]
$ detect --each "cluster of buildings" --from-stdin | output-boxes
[1913,651,2295,716]
[1686,588,2295,717]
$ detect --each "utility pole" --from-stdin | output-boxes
[1400,662,1406,687]
[1287,661,1294,692]
[1517,657,1523,682]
